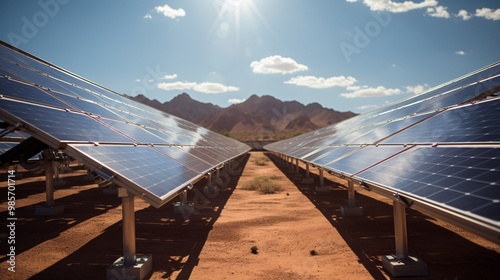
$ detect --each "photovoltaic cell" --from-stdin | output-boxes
[354,147,500,223]
[0,41,250,209]
[0,77,69,108]
[382,98,500,144]
[326,146,408,175]
[0,98,133,144]
[265,62,500,241]
[70,144,200,205]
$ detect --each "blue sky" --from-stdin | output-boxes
[1,0,499,113]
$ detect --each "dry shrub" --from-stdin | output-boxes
[253,156,270,166]
[243,176,283,194]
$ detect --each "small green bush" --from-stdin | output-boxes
[243,176,283,194]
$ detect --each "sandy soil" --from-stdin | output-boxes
[0,152,499,280]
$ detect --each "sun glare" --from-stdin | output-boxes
[209,0,273,46]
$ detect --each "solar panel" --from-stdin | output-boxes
[0,41,250,208]
[265,61,500,243]
[354,146,500,224]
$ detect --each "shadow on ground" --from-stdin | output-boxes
[29,154,249,280]
[267,153,500,280]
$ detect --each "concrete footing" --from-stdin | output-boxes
[35,205,65,216]
[173,202,195,215]
[382,255,427,277]
[341,206,363,216]
[107,254,153,280]
[301,177,314,184]
[315,185,330,192]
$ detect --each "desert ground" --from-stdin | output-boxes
[1,151,499,279]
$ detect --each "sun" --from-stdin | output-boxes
[209,0,271,39]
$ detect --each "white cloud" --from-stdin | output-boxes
[475,8,500,21]
[134,78,141,82]
[340,85,402,98]
[356,104,379,110]
[346,0,358,2]
[455,50,466,56]
[427,6,450,18]
[228,98,246,104]
[406,84,429,95]
[193,82,239,94]
[457,10,472,20]
[161,74,178,80]
[284,75,357,89]
[362,0,438,13]
[157,81,197,91]
[144,13,152,19]
[154,4,186,19]
[250,55,308,74]
[157,81,239,94]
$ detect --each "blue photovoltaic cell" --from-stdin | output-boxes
[382,98,500,144]
[416,75,500,114]
[153,146,213,174]
[0,41,250,209]
[0,98,132,143]
[180,146,227,166]
[71,144,200,203]
[326,146,407,175]
[308,146,360,167]
[355,147,500,222]
[99,118,166,144]
[0,77,70,108]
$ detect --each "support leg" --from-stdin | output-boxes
[107,189,152,280]
[341,180,363,216]
[35,163,64,215]
[382,199,427,277]
[302,163,314,184]
[315,168,329,192]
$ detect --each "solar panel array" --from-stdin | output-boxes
[0,41,250,207]
[265,62,500,243]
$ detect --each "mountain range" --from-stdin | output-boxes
[130,93,356,141]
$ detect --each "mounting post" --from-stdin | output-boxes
[35,161,64,215]
[394,199,408,259]
[315,168,329,192]
[341,179,363,216]
[295,158,300,174]
[301,163,314,184]
[46,163,55,207]
[382,198,427,277]
[121,190,136,266]
[107,188,152,280]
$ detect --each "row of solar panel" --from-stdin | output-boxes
[0,43,236,145]
[270,63,500,152]
[0,41,250,208]
[265,63,500,236]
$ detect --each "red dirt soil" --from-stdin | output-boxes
[0,152,499,279]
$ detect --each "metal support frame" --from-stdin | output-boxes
[382,198,427,277]
[347,180,355,207]
[315,168,329,192]
[107,188,152,280]
[45,163,55,207]
[295,158,300,173]
[393,199,408,260]
[319,168,324,187]
[341,179,363,216]
[301,163,314,184]
[35,159,64,215]
[121,189,136,266]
